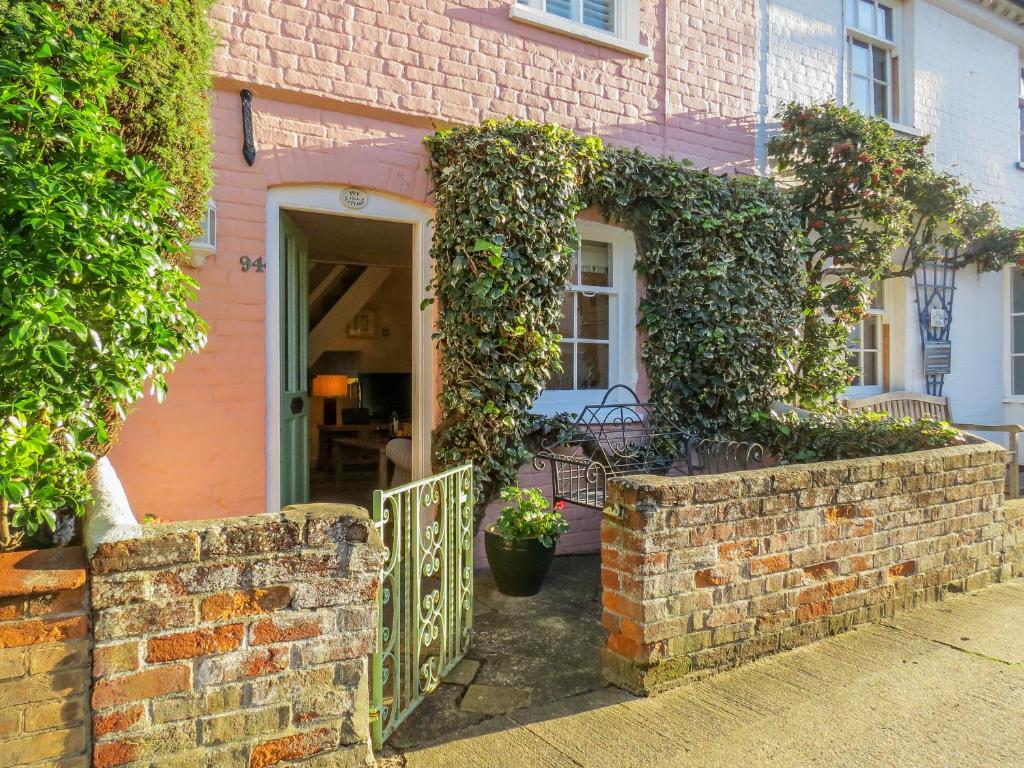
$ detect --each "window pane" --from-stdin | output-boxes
[848,324,862,349]
[850,39,870,76]
[850,76,871,114]
[1015,356,1024,396]
[848,352,862,386]
[545,0,573,20]
[580,241,611,287]
[1013,269,1024,313]
[872,46,888,82]
[862,351,878,386]
[877,5,894,40]
[577,343,609,389]
[873,83,889,117]
[559,293,575,337]
[549,342,574,390]
[870,284,884,309]
[857,0,875,33]
[577,294,609,340]
[1014,316,1024,355]
[864,317,879,350]
[582,0,613,31]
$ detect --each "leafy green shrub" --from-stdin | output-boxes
[0,7,206,548]
[747,410,964,465]
[425,119,603,529]
[769,102,1023,408]
[588,148,805,436]
[492,486,569,549]
[2,0,216,232]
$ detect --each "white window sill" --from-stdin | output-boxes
[508,4,651,58]
[887,121,924,138]
[1003,397,1024,404]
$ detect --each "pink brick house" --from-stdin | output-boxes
[107,0,761,556]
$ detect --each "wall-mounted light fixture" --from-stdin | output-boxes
[188,200,217,268]
[240,89,256,166]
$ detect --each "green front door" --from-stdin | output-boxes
[280,212,309,507]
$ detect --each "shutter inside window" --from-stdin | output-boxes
[545,0,573,21]
[583,0,613,31]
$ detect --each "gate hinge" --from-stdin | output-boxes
[368,706,380,723]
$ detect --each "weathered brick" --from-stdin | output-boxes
[146,624,244,662]
[93,703,146,739]
[200,587,291,621]
[92,665,191,710]
[251,615,323,645]
[0,546,87,598]
[250,727,338,768]
[201,519,301,558]
[93,600,195,642]
[203,705,289,745]
[90,532,200,575]
[0,615,88,649]
[196,646,290,685]
[93,642,141,677]
[749,553,790,576]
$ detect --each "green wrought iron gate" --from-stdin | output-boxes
[370,463,474,749]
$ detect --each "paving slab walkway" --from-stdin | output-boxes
[388,576,1024,768]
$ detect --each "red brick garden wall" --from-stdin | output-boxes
[0,504,388,767]
[86,504,383,767]
[0,546,91,767]
[601,441,1024,694]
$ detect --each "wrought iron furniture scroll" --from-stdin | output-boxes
[533,385,764,511]
[370,463,474,749]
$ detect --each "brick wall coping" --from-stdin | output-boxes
[88,503,384,575]
[606,440,1004,515]
[0,545,87,599]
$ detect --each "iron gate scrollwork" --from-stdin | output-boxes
[370,463,474,750]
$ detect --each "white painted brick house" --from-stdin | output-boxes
[756,0,1024,434]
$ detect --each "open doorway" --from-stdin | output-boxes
[278,208,414,509]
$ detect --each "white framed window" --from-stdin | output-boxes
[510,0,648,57]
[846,0,900,122]
[1010,268,1024,396]
[847,287,886,395]
[534,221,637,416]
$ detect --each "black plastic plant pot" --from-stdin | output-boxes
[484,529,556,597]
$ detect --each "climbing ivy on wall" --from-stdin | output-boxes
[588,148,804,436]
[426,120,803,528]
[425,120,602,526]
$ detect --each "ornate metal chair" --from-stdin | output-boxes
[533,385,764,511]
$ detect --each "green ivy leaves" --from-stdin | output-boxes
[426,119,601,525]
[589,147,804,437]
[427,120,805,526]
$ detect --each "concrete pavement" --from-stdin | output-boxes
[399,579,1024,768]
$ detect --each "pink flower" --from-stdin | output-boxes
[554,500,567,511]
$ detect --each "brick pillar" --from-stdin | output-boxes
[88,505,383,767]
[0,546,91,767]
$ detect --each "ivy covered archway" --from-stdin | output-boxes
[425,119,804,527]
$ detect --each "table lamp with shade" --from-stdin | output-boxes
[311,374,349,425]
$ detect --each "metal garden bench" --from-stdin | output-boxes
[533,385,764,511]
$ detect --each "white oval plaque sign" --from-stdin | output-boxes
[341,188,368,210]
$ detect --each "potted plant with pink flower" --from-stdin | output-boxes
[484,486,570,596]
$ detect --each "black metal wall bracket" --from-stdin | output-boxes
[240,90,256,166]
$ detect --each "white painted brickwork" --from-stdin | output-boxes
[761,0,1024,429]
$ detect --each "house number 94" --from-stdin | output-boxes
[239,256,265,273]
